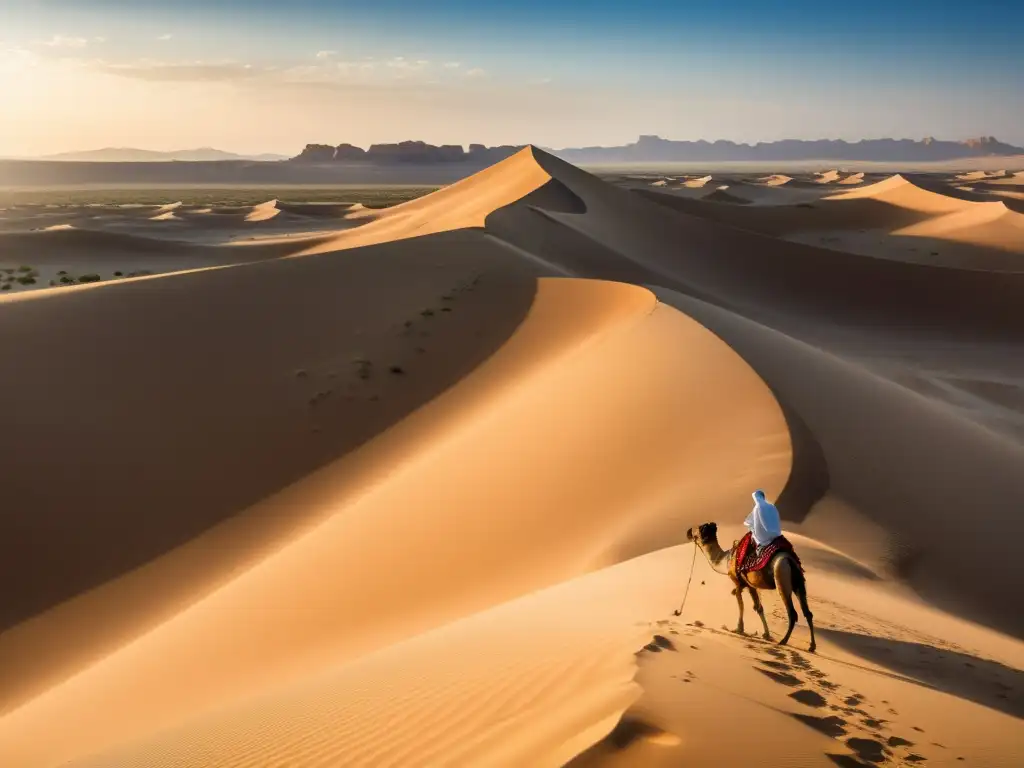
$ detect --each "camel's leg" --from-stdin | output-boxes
[732,583,745,635]
[775,561,799,647]
[749,588,771,641]
[796,585,816,653]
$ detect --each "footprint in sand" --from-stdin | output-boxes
[790,689,829,708]
[886,736,913,748]
[845,737,887,763]
[755,667,803,687]
[792,713,848,738]
[641,635,678,653]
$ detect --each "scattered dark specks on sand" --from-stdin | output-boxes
[912,726,924,732]
[691,620,704,627]
[294,369,308,378]
[389,365,405,375]
[353,358,372,379]
[905,754,926,763]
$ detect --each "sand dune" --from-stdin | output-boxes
[0,274,789,765]
[1,147,1022,767]
[702,187,751,204]
[636,172,1024,269]
[681,175,712,188]
[244,199,283,222]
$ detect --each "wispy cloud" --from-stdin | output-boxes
[95,60,257,83]
[157,34,173,41]
[71,52,486,88]
[386,56,430,71]
[42,35,89,49]
[443,62,461,69]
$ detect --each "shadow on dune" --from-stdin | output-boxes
[653,290,1024,639]
[0,228,539,635]
[820,628,1023,720]
[563,715,678,766]
[478,150,1024,639]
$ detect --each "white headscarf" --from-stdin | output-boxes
[744,489,782,546]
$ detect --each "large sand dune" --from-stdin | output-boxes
[1,147,1021,767]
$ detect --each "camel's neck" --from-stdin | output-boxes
[699,537,733,575]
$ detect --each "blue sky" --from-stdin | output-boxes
[2,0,1022,154]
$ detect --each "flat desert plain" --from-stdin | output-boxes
[1,149,1022,767]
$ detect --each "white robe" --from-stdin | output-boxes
[744,490,782,546]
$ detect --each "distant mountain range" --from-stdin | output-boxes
[37,147,289,162]
[549,135,1024,164]
[21,137,1024,166]
[289,136,1024,165]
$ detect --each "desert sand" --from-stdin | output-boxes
[0,148,1021,767]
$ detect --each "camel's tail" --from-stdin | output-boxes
[790,555,807,595]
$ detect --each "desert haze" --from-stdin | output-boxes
[0,143,1021,767]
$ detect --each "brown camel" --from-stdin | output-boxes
[684,522,816,652]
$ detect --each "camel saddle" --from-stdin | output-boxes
[729,532,803,586]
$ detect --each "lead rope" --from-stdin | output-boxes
[672,542,699,617]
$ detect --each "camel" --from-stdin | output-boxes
[684,522,816,652]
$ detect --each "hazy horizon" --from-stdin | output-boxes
[2,0,1023,157]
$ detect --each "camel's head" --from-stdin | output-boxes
[687,522,718,546]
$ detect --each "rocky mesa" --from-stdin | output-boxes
[290,141,525,164]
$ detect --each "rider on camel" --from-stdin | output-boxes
[733,489,786,573]
[741,489,783,563]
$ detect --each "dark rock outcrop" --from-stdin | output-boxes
[290,141,525,164]
[292,144,338,163]
[334,143,367,160]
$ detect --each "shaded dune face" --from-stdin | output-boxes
[0,244,539,634]
[1,147,1023,767]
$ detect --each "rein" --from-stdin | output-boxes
[672,542,699,617]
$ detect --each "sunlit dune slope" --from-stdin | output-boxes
[0,274,789,765]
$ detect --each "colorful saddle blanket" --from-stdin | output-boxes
[735,531,803,574]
